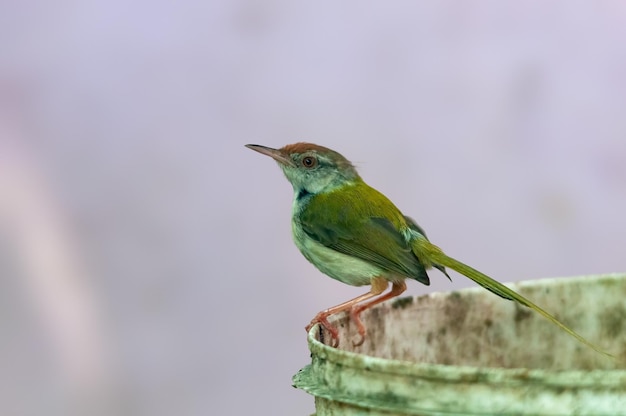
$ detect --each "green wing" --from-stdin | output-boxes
[299,183,430,285]
[404,215,451,281]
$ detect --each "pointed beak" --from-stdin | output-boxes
[245,144,296,167]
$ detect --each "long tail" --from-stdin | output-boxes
[413,237,614,358]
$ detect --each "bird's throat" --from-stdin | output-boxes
[296,188,311,201]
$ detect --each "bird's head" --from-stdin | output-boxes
[245,142,361,195]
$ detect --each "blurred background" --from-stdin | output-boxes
[1,1,625,415]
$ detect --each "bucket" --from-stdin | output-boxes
[293,273,626,415]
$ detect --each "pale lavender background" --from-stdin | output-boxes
[1,1,625,415]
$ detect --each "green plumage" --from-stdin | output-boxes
[246,142,614,357]
[298,181,431,285]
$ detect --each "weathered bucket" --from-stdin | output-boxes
[293,273,626,415]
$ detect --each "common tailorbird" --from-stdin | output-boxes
[246,142,611,356]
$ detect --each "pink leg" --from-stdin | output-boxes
[350,280,407,346]
[306,277,389,347]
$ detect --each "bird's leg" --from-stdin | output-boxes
[350,280,407,347]
[306,277,389,347]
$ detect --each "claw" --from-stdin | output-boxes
[306,313,340,347]
[329,331,339,348]
[352,333,365,347]
[349,305,368,347]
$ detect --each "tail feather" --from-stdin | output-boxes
[433,264,452,281]
[412,237,614,358]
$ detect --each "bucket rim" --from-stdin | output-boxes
[306,272,626,388]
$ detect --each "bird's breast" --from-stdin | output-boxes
[290,219,381,287]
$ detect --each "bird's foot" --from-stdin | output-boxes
[304,309,368,347]
[349,305,368,347]
[305,313,340,347]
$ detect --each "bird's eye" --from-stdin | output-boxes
[301,156,317,168]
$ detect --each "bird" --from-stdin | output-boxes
[245,142,612,356]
